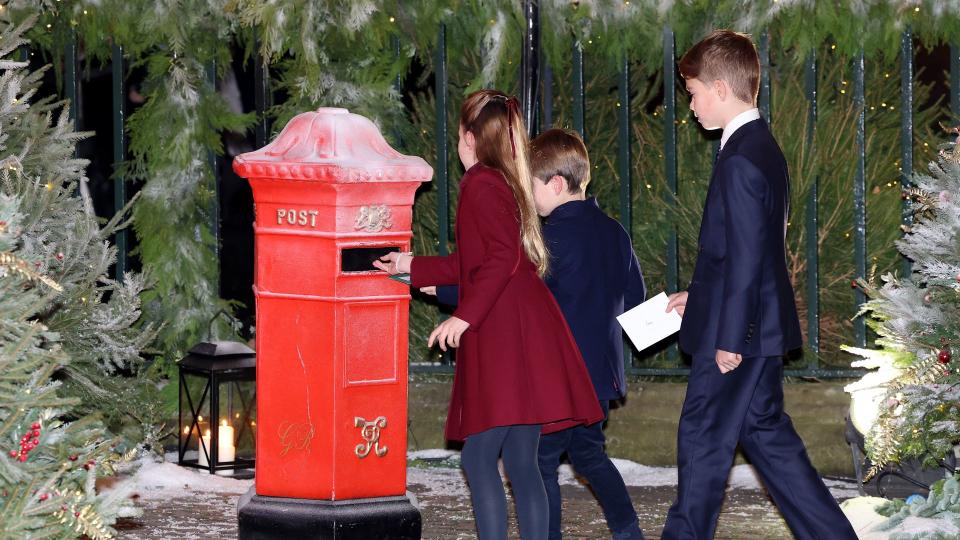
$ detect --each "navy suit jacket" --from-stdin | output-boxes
[438,198,646,400]
[678,118,802,358]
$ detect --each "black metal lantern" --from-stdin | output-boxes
[178,341,256,476]
[845,414,956,498]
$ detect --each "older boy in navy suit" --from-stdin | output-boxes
[431,129,646,539]
[662,31,856,539]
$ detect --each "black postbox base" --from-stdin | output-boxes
[237,487,421,540]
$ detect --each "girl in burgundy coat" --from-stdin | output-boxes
[376,90,602,539]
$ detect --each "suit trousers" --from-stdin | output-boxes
[661,355,857,540]
[538,400,643,540]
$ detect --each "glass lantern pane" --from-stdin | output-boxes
[215,377,256,465]
[179,371,212,467]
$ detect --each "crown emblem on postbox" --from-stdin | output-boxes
[232,107,433,183]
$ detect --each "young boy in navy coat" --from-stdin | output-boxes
[432,128,646,539]
[662,30,857,539]
[530,129,647,540]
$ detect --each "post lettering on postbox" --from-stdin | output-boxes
[276,208,320,228]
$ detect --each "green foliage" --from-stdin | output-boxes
[5,0,959,371]
[875,475,960,539]
[0,13,157,447]
[0,17,139,538]
[74,0,254,374]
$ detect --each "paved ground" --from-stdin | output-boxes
[114,457,859,539]
[411,478,795,539]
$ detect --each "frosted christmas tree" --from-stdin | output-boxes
[0,16,151,538]
[842,127,959,534]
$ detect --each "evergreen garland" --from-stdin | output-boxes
[5,0,960,369]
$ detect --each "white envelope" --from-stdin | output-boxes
[616,292,683,352]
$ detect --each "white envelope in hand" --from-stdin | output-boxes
[616,292,683,352]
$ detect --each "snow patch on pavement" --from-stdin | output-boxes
[405,450,861,503]
[111,455,253,500]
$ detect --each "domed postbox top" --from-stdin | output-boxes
[233,107,433,183]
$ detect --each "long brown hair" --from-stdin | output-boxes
[460,90,548,276]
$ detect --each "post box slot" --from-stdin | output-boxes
[341,247,400,273]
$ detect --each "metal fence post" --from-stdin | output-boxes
[520,0,540,137]
[254,42,270,149]
[951,44,960,118]
[900,29,913,277]
[804,51,820,364]
[663,26,680,364]
[112,45,127,282]
[204,61,220,296]
[759,29,772,123]
[853,50,867,348]
[434,24,449,257]
[572,41,585,140]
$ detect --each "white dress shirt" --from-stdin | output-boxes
[720,108,761,150]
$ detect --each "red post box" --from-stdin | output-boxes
[233,107,431,539]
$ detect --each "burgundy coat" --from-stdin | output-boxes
[411,163,603,441]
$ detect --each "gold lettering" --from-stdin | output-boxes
[354,416,388,458]
[276,208,320,228]
[278,421,315,457]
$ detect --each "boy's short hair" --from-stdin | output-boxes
[530,128,590,194]
[679,30,759,104]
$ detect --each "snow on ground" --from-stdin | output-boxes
[108,454,252,501]
[111,449,858,504]
[842,496,960,539]
[409,448,460,461]
[109,450,957,538]
[726,464,763,490]
[405,450,860,502]
[608,458,678,487]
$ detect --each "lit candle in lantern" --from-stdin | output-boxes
[218,419,236,463]
[198,429,211,467]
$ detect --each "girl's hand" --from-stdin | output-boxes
[428,316,470,351]
[420,286,437,296]
[373,251,412,274]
